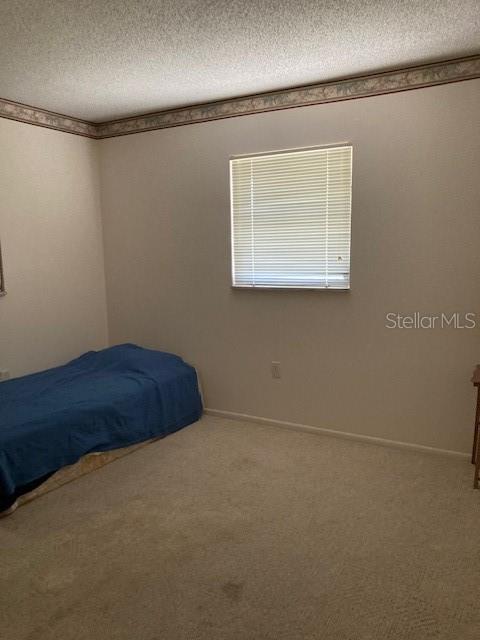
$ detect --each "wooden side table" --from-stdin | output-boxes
[471,365,480,489]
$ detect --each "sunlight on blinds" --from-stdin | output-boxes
[230,145,352,289]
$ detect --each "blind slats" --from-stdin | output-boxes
[230,145,352,289]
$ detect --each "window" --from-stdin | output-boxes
[230,144,352,289]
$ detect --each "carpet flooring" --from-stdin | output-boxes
[1,415,479,640]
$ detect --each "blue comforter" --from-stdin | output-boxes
[0,344,202,501]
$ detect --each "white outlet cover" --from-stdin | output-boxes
[271,362,281,379]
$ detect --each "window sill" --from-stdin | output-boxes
[231,285,350,292]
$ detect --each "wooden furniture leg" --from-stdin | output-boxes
[471,367,480,488]
[475,450,480,489]
[472,385,480,464]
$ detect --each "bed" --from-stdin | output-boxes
[0,343,203,512]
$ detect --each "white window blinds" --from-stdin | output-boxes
[230,145,352,289]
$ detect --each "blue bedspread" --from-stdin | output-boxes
[0,344,202,501]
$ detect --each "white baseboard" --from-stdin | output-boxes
[204,408,470,460]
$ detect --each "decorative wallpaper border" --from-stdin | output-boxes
[0,56,479,139]
[97,55,480,138]
[0,97,97,137]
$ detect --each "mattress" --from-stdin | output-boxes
[0,343,203,506]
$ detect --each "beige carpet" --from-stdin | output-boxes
[1,415,479,640]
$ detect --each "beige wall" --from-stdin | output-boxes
[0,118,108,377]
[99,80,480,454]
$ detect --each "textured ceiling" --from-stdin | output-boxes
[0,1,479,122]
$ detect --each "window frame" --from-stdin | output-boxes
[229,143,353,292]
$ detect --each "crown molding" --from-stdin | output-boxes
[0,55,479,139]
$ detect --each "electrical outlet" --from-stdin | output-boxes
[271,361,281,379]
[0,369,10,382]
